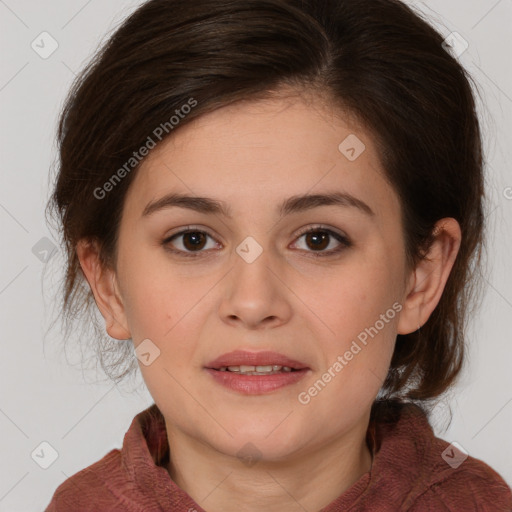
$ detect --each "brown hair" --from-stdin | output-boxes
[45,0,486,409]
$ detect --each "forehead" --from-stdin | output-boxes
[123,95,398,223]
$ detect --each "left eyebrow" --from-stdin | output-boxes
[141,191,375,219]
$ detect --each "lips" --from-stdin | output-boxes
[204,350,310,395]
[205,350,309,371]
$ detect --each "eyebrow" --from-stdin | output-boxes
[142,191,375,219]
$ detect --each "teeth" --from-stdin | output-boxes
[217,365,294,374]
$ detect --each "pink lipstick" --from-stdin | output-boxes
[204,350,310,395]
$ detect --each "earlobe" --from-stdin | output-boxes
[76,239,131,340]
[397,218,461,335]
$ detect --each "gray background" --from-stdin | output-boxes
[0,0,511,510]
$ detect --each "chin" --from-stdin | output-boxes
[215,427,306,463]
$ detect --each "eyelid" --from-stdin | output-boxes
[164,224,216,239]
[294,224,348,240]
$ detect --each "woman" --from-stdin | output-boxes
[44,0,512,510]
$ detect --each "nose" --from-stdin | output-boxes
[218,244,293,330]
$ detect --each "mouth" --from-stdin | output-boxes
[213,364,300,375]
[205,350,309,373]
[204,350,310,395]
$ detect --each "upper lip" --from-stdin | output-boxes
[205,350,309,370]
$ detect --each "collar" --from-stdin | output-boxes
[120,400,434,511]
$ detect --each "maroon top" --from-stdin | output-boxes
[44,401,512,511]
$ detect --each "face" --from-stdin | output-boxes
[110,92,411,462]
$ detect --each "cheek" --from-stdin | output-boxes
[303,313,397,424]
[308,254,401,387]
[121,276,176,339]
[311,256,400,336]
[117,240,203,340]
[120,263,218,373]
[125,272,206,406]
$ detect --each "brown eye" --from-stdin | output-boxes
[304,231,330,251]
[163,229,218,257]
[182,231,207,251]
[293,227,351,257]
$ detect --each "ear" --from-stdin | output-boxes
[397,218,462,335]
[76,238,131,340]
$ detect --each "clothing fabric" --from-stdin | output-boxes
[44,401,512,511]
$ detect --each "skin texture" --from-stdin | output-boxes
[77,91,461,512]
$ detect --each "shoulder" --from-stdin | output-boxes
[44,449,129,511]
[366,401,512,511]
[405,408,512,511]
[44,404,173,512]
[408,453,512,511]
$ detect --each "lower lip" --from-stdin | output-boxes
[204,368,309,395]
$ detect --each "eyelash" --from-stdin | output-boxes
[162,225,352,259]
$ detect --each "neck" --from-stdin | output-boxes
[164,415,373,512]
